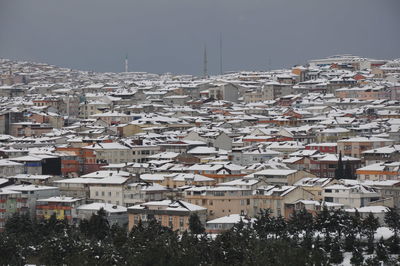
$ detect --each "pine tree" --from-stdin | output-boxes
[344,231,356,252]
[350,246,364,266]
[376,237,388,262]
[324,232,332,252]
[123,218,180,265]
[344,159,353,179]
[362,212,380,254]
[384,208,400,235]
[254,208,274,240]
[316,205,333,239]
[87,208,110,240]
[110,223,127,249]
[272,215,288,240]
[335,151,344,179]
[287,208,314,240]
[189,213,205,234]
[329,237,343,265]
[388,233,400,254]
[310,235,328,266]
[330,208,349,238]
[364,256,380,266]
[351,209,363,239]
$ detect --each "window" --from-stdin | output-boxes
[325,197,333,202]
[95,191,99,196]
[108,192,112,197]
[101,191,105,196]
[179,217,184,227]
[169,216,173,227]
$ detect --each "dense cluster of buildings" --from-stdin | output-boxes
[0,54,400,232]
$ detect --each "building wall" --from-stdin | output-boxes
[89,185,125,206]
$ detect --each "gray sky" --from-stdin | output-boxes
[0,0,399,75]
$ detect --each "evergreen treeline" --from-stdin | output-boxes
[1,207,400,265]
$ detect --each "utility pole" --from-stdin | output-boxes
[125,54,128,73]
[203,44,208,78]
[219,33,223,75]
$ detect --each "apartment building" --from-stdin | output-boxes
[253,185,314,218]
[337,137,395,159]
[36,196,85,224]
[88,176,130,206]
[187,163,247,183]
[161,173,215,188]
[5,184,59,218]
[184,186,254,219]
[356,162,400,181]
[228,148,281,166]
[0,189,26,231]
[128,200,207,232]
[0,159,24,177]
[253,169,314,186]
[83,142,132,164]
[362,145,400,165]
[322,184,380,208]
[316,127,354,143]
[293,177,336,201]
[309,153,361,179]
[124,182,169,207]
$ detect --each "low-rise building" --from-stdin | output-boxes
[206,214,255,234]
[77,202,128,226]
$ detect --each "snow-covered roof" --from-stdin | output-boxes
[77,203,127,213]
[206,214,256,224]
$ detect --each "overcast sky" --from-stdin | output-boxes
[0,0,399,75]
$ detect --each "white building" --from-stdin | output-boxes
[0,159,24,177]
[323,184,381,208]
